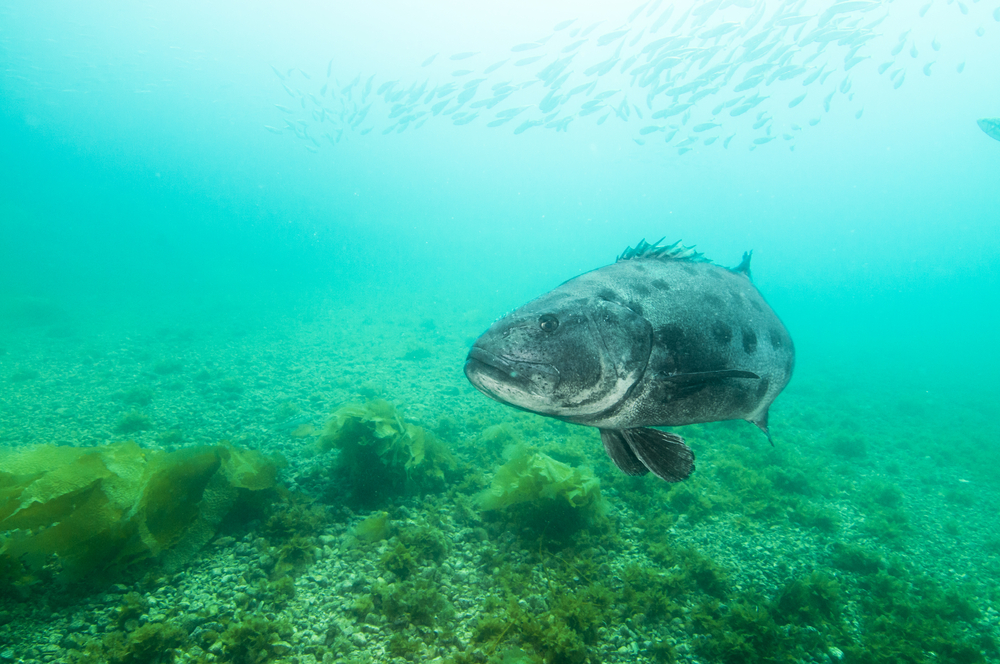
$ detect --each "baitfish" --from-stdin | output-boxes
[978,118,1000,142]
[465,239,794,483]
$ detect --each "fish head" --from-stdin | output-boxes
[465,292,652,422]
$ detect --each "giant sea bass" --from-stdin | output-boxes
[464,238,794,482]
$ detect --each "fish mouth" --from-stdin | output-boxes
[466,346,513,373]
[464,346,515,388]
[465,345,562,413]
[465,346,560,384]
[464,347,511,401]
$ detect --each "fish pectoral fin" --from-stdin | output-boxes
[600,429,649,476]
[621,427,695,482]
[659,369,760,383]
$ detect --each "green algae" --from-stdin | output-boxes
[476,444,606,545]
[478,444,602,512]
[376,575,454,627]
[0,441,278,585]
[830,542,884,575]
[76,621,188,664]
[352,510,391,543]
[119,386,155,406]
[319,399,457,507]
[847,566,996,664]
[787,501,841,533]
[116,409,153,433]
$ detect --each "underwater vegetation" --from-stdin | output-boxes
[478,444,602,512]
[0,441,278,587]
[115,410,153,434]
[476,443,605,545]
[318,399,457,507]
[1,375,996,664]
[71,595,298,664]
[845,564,996,664]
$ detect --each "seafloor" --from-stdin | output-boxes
[1,289,998,664]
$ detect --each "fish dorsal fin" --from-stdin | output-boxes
[616,237,708,263]
[730,250,752,279]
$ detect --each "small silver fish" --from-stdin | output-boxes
[977,118,1000,142]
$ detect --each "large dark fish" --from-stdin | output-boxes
[464,238,794,482]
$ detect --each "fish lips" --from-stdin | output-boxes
[464,346,559,402]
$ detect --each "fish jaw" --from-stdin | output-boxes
[464,346,562,414]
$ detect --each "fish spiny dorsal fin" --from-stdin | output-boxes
[730,250,752,279]
[616,237,708,263]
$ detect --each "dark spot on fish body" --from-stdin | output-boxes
[742,327,758,354]
[655,324,686,372]
[769,328,784,349]
[656,324,684,352]
[632,283,651,297]
[681,265,697,276]
[597,289,618,302]
[732,385,753,411]
[655,323,726,374]
[749,298,763,312]
[708,269,724,280]
[711,320,732,344]
[704,294,724,308]
[628,301,644,316]
[650,279,670,291]
[755,377,770,401]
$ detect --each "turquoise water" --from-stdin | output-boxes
[2,1,999,663]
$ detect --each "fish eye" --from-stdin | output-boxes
[539,314,559,332]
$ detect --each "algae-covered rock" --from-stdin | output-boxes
[478,444,602,512]
[0,441,278,584]
[319,399,455,506]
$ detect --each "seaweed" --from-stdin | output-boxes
[75,621,189,664]
[476,444,604,545]
[829,542,883,575]
[619,565,682,620]
[857,480,910,543]
[788,501,840,533]
[216,613,294,664]
[375,575,454,627]
[319,399,457,507]
[0,441,278,586]
[693,596,795,664]
[378,524,449,581]
[830,432,867,458]
[691,571,845,664]
[645,543,729,598]
[119,386,155,406]
[116,410,153,434]
[847,567,995,664]
[774,571,842,627]
[478,444,601,512]
[351,511,391,543]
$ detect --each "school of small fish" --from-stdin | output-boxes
[266,0,997,155]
